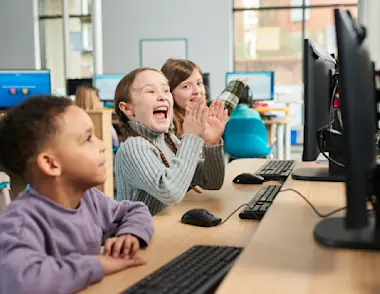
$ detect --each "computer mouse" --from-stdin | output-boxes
[233,173,264,184]
[181,209,222,227]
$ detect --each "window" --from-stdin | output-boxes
[233,0,358,126]
[234,9,303,87]
[304,6,358,56]
[290,0,310,22]
[39,0,94,94]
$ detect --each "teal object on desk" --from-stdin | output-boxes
[224,104,272,158]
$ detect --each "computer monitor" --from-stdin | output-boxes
[0,70,51,109]
[67,78,93,96]
[93,74,124,102]
[291,39,344,182]
[225,71,274,101]
[314,9,380,250]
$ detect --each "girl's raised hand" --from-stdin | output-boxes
[201,100,228,145]
[182,99,208,137]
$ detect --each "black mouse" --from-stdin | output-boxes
[181,209,222,227]
[233,173,264,184]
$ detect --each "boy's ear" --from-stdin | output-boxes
[119,102,135,119]
[36,152,62,177]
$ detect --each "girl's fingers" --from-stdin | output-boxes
[196,99,206,121]
[209,101,216,118]
[200,107,209,126]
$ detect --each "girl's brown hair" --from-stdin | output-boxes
[115,67,202,193]
[114,68,178,168]
[161,59,203,138]
[75,86,101,110]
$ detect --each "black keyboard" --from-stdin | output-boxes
[122,245,243,294]
[255,160,296,181]
[239,185,281,220]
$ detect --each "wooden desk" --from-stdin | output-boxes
[87,110,114,198]
[218,161,380,294]
[254,107,290,117]
[80,159,267,294]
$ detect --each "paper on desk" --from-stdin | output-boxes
[316,152,329,164]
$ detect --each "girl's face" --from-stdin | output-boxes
[172,69,206,111]
[120,70,173,133]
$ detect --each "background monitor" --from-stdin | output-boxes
[94,74,124,101]
[66,78,93,96]
[226,71,274,101]
[291,39,343,182]
[302,39,337,162]
[314,9,379,250]
[0,70,51,109]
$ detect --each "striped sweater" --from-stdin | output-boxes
[114,121,225,215]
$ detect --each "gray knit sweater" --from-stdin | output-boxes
[114,121,225,215]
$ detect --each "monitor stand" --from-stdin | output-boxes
[314,164,380,250]
[291,151,344,182]
[313,216,380,250]
[292,128,345,182]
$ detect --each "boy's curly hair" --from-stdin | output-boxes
[0,96,73,179]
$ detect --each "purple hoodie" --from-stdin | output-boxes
[0,187,154,294]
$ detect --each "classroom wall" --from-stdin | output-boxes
[0,0,36,69]
[101,0,233,98]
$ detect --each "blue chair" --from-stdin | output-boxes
[224,106,272,159]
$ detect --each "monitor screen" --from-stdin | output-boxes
[0,70,51,108]
[94,75,124,101]
[225,71,274,101]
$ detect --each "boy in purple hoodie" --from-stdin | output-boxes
[0,96,154,294]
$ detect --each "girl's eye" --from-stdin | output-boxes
[147,90,154,94]
[164,89,170,93]
[197,82,203,86]
[183,85,190,89]
[86,134,92,142]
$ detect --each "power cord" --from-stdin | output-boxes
[219,203,250,225]
[316,135,345,168]
[279,188,346,218]
[218,187,347,225]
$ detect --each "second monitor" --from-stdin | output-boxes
[226,71,274,101]
[94,74,124,102]
[291,39,344,182]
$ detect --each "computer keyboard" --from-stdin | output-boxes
[239,185,281,220]
[122,245,243,294]
[255,160,296,181]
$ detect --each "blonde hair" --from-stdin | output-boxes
[75,86,101,110]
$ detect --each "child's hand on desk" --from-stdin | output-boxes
[201,100,228,145]
[104,234,141,258]
[96,254,145,276]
